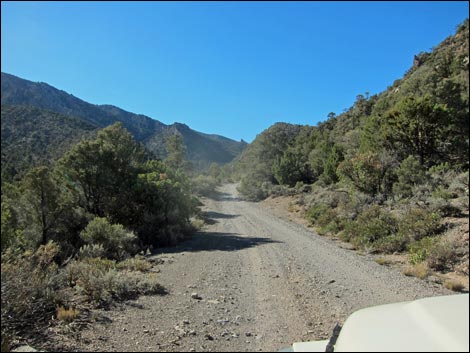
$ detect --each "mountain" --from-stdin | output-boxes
[1,105,99,181]
[1,72,247,179]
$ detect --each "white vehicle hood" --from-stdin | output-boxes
[333,294,469,352]
[290,294,469,352]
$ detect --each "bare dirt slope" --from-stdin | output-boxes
[75,184,451,352]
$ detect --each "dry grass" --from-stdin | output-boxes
[443,279,466,292]
[1,336,12,352]
[402,262,429,279]
[190,217,205,230]
[287,202,296,213]
[117,257,153,272]
[56,306,80,322]
[375,257,392,266]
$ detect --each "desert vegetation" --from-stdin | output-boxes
[233,20,469,283]
[1,123,201,348]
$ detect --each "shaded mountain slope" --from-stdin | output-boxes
[1,72,247,178]
[1,105,98,180]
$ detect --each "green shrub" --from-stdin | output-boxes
[191,175,218,197]
[66,259,110,303]
[428,163,457,197]
[273,151,305,186]
[337,152,391,196]
[65,258,163,305]
[1,201,24,253]
[427,240,459,272]
[123,271,164,297]
[78,243,106,259]
[306,203,330,224]
[398,208,441,242]
[320,145,344,185]
[428,162,452,175]
[66,260,114,304]
[237,177,268,201]
[373,233,408,253]
[79,217,138,260]
[425,196,461,217]
[116,257,153,272]
[318,213,344,235]
[269,183,292,197]
[393,156,427,198]
[339,220,356,242]
[295,181,312,193]
[67,257,113,279]
[1,242,69,339]
[342,205,398,252]
[407,237,437,264]
[307,201,346,235]
[448,171,469,196]
[431,186,453,201]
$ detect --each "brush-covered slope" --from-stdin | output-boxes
[234,19,469,198]
[1,105,98,181]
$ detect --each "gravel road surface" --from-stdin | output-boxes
[76,184,450,352]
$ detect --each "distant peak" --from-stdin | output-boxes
[172,122,190,130]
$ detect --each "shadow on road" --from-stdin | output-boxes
[204,190,243,202]
[203,211,240,219]
[159,232,282,254]
[201,211,240,225]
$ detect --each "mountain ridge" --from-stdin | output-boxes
[1,72,247,179]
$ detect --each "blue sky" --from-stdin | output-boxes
[1,1,468,142]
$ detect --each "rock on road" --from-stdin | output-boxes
[77,184,450,352]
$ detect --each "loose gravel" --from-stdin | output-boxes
[73,184,451,352]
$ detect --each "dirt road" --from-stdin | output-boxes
[77,184,450,352]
